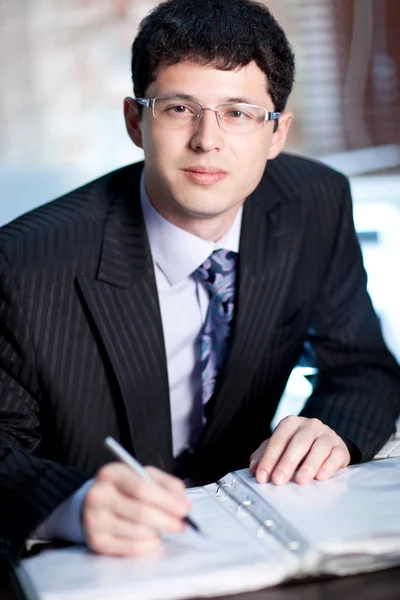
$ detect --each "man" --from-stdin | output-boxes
[0,0,399,561]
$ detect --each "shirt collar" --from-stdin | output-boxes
[140,170,242,286]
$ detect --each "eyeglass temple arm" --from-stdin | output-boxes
[267,112,280,121]
[136,98,154,108]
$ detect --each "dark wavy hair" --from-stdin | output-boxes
[131,0,295,112]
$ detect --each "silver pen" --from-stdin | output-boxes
[104,436,202,534]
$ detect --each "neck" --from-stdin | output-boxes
[157,207,241,241]
[147,197,243,242]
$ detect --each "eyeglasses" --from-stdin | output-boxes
[135,96,280,134]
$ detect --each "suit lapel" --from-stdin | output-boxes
[76,163,173,472]
[200,166,305,450]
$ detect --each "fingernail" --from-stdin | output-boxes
[296,469,309,484]
[257,469,268,484]
[274,471,285,485]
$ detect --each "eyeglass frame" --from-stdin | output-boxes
[135,96,280,131]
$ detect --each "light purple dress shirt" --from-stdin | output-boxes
[34,170,242,543]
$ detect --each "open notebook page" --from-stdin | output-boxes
[238,456,400,574]
[18,483,296,600]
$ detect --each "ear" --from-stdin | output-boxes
[267,111,292,160]
[124,97,143,149]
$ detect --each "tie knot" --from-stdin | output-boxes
[196,249,237,299]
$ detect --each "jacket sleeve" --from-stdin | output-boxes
[299,177,400,461]
[0,250,90,562]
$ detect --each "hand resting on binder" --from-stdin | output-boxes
[81,462,192,557]
[249,415,351,486]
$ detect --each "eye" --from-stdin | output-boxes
[228,110,246,118]
[224,108,254,120]
[165,104,196,116]
[169,105,189,113]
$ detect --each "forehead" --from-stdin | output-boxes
[146,60,272,106]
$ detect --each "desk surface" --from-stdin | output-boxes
[2,567,400,600]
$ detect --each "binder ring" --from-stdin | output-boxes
[216,482,234,496]
[236,499,253,513]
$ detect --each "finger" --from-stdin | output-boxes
[294,434,336,484]
[268,427,320,485]
[249,457,259,477]
[85,482,187,534]
[147,466,190,506]
[97,464,189,518]
[249,441,267,476]
[115,496,187,532]
[84,506,163,541]
[254,416,306,483]
[87,531,162,557]
[315,445,350,481]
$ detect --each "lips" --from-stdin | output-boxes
[182,166,228,185]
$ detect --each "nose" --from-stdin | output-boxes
[190,108,225,153]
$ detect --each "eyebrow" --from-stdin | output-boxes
[156,92,257,105]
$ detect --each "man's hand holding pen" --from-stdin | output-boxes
[82,462,192,557]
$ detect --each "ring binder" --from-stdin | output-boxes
[15,459,400,600]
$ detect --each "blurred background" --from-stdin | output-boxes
[0,0,399,420]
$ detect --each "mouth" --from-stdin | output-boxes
[182,167,229,185]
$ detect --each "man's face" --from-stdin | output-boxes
[125,61,291,228]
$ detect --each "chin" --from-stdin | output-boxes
[175,198,232,219]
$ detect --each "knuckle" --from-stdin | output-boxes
[332,437,344,451]
[97,464,115,481]
[334,444,349,459]
[281,415,297,426]
[335,433,347,446]
[316,434,334,449]
[308,418,322,429]
[85,484,109,509]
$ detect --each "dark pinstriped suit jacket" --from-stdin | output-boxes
[0,153,399,560]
